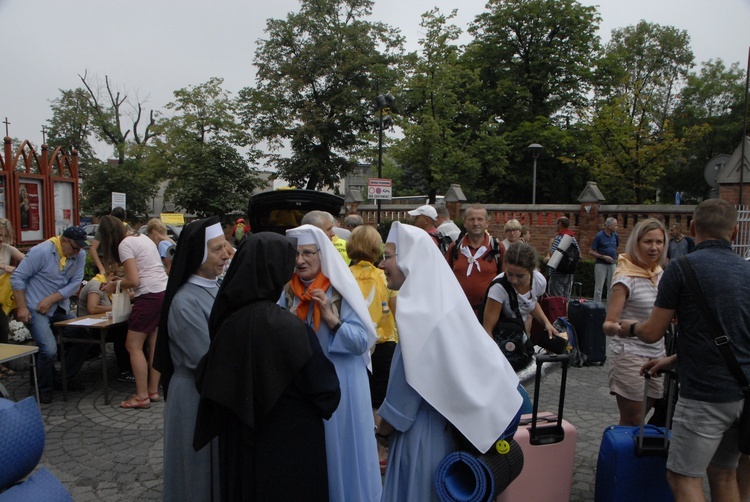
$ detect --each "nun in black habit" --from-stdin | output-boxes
[193,232,341,502]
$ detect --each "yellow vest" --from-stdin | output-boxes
[349,261,398,344]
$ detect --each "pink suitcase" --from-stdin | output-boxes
[496,354,577,502]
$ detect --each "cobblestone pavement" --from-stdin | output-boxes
[2,347,631,501]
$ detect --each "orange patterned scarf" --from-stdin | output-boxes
[289,273,331,331]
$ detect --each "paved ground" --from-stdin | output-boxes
[1,346,641,501]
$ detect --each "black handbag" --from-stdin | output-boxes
[680,257,750,454]
[492,276,534,372]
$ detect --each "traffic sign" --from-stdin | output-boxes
[367,178,392,200]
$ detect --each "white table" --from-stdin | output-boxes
[0,343,40,405]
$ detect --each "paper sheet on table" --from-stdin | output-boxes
[67,318,107,326]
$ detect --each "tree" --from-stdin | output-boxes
[237,0,405,190]
[465,0,601,127]
[666,59,746,201]
[393,9,508,202]
[150,78,264,218]
[46,88,99,177]
[580,21,697,203]
[79,71,158,165]
[80,158,159,219]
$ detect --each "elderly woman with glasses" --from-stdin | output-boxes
[280,224,381,502]
[501,219,523,253]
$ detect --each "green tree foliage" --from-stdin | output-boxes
[666,59,746,201]
[393,9,508,203]
[150,78,264,218]
[580,21,699,203]
[46,88,98,177]
[466,0,601,127]
[237,0,405,191]
[80,158,159,219]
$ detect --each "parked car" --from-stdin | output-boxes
[83,224,99,239]
[248,189,344,235]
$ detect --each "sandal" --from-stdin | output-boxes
[120,395,151,409]
[148,393,161,402]
[0,366,15,377]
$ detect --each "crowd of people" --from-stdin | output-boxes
[1,197,747,501]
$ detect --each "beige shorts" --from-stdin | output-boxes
[608,350,664,401]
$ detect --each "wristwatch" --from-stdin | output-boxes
[629,322,639,338]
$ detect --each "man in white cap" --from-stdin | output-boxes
[375,221,522,501]
[408,204,440,246]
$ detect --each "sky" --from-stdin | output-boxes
[1,0,749,161]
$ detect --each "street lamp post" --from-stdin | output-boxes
[374,93,395,226]
[528,143,543,205]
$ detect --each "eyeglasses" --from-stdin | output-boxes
[382,253,398,261]
[296,249,320,259]
[66,238,81,251]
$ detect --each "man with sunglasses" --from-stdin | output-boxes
[11,226,91,403]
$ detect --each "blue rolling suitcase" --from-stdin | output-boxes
[567,299,607,365]
[594,372,677,502]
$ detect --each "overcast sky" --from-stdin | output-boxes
[1,0,748,159]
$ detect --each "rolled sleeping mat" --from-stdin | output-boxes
[435,439,524,502]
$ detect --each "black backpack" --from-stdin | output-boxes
[479,275,534,372]
[553,240,580,274]
[436,231,453,256]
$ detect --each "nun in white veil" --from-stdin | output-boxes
[281,224,381,502]
[376,222,522,502]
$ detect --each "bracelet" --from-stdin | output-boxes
[331,320,343,333]
[629,322,639,338]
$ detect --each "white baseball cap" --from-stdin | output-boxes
[407,205,437,221]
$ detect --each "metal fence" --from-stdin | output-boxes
[735,205,750,258]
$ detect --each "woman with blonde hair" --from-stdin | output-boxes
[346,224,397,473]
[0,218,24,377]
[603,218,668,425]
[501,219,522,252]
[145,218,176,274]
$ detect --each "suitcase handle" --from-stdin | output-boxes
[530,354,571,445]
[637,371,677,455]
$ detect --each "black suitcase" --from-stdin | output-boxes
[567,299,607,365]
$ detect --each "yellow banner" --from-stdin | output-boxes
[160,213,185,225]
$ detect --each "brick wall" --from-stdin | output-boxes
[349,202,697,258]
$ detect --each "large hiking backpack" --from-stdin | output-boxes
[553,240,580,274]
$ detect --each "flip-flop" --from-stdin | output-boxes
[148,393,161,402]
[0,366,15,376]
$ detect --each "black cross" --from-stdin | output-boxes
[3,117,9,137]
[41,125,47,144]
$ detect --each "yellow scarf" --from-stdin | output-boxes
[613,254,662,286]
[48,236,66,271]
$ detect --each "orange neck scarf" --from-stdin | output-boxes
[289,273,331,331]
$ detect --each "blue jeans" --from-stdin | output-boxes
[593,263,616,303]
[29,308,91,393]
